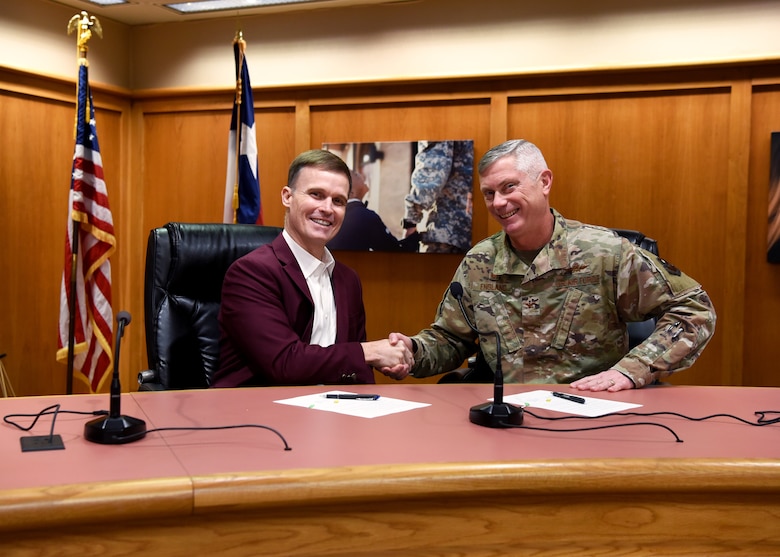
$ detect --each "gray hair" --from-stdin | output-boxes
[478,139,548,179]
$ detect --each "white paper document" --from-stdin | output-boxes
[274,390,431,418]
[500,389,642,417]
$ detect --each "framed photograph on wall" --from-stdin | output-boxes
[323,140,474,254]
[769,132,780,263]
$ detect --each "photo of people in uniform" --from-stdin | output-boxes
[324,140,474,254]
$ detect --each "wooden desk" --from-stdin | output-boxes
[1,384,779,556]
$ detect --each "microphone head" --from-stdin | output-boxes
[449,282,464,300]
[116,311,132,326]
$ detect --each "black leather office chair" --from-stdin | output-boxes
[139,222,283,391]
[438,228,659,383]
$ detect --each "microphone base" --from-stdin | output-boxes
[469,402,524,428]
[84,415,147,444]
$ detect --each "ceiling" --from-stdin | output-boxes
[49,0,407,25]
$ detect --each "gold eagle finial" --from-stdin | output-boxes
[68,11,102,62]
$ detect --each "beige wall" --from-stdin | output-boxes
[0,0,130,89]
[1,0,780,91]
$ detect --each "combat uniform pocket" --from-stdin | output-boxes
[551,289,583,349]
[473,291,523,356]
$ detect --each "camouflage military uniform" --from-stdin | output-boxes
[405,140,473,253]
[411,209,716,388]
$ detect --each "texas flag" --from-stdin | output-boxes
[223,36,261,224]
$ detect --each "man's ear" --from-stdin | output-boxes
[539,169,553,194]
[281,186,292,208]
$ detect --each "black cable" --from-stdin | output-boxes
[122,425,292,450]
[523,408,780,427]
[3,407,108,431]
[505,407,780,443]
[756,411,780,425]
[501,418,683,442]
[3,407,292,451]
[44,404,60,442]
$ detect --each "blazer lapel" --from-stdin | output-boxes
[271,234,312,303]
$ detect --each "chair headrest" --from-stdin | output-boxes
[611,228,658,256]
[161,223,282,300]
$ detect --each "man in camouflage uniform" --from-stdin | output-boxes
[403,140,474,253]
[388,139,716,391]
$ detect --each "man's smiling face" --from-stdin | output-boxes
[479,156,553,250]
[282,166,349,259]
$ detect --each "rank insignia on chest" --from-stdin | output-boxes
[523,296,541,315]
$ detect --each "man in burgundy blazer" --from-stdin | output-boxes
[212,150,412,388]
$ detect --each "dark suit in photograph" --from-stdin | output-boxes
[328,199,419,252]
[213,234,375,387]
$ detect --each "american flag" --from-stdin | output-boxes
[56,62,116,394]
[223,35,261,224]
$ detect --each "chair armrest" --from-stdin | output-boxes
[137,369,166,391]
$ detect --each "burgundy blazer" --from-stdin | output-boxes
[212,234,374,388]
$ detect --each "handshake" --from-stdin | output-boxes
[361,332,414,380]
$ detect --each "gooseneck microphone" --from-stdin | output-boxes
[449,282,523,428]
[84,311,147,444]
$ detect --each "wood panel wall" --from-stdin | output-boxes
[0,67,129,395]
[747,79,780,387]
[505,81,737,387]
[2,62,779,396]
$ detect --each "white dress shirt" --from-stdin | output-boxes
[282,230,337,347]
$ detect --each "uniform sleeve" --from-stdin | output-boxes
[409,266,479,377]
[611,242,717,387]
[404,141,454,224]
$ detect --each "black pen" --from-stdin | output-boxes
[552,391,585,404]
[325,394,380,400]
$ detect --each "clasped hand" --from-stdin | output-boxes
[361,337,413,380]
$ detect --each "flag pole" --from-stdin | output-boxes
[66,219,78,395]
[231,30,246,224]
[65,11,102,394]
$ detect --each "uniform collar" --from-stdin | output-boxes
[493,208,570,280]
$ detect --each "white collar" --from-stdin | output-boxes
[282,229,335,279]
